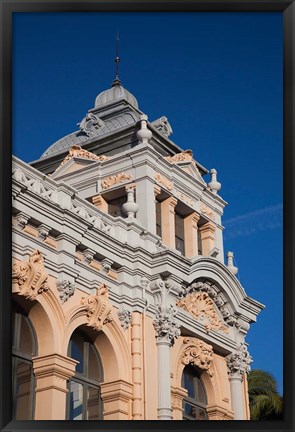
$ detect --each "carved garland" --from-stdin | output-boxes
[154,173,173,191]
[165,150,193,164]
[12,250,49,300]
[177,291,228,334]
[101,173,132,189]
[181,337,214,377]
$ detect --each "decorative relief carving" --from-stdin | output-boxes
[38,224,50,241]
[83,249,95,264]
[56,279,76,304]
[12,250,49,300]
[59,145,109,168]
[154,173,173,191]
[181,338,214,377]
[80,284,113,331]
[200,203,215,221]
[118,309,132,330]
[101,173,132,190]
[175,191,194,207]
[165,150,193,164]
[184,280,238,328]
[78,113,105,137]
[177,292,228,334]
[153,305,180,345]
[226,343,252,377]
[151,116,173,137]
[16,212,30,229]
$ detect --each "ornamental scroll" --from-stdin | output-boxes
[80,284,113,331]
[181,337,214,377]
[12,250,49,300]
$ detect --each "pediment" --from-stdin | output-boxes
[177,161,207,186]
[51,145,109,179]
[51,157,99,179]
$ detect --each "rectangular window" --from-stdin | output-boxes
[175,212,185,255]
[156,201,162,237]
[198,228,203,255]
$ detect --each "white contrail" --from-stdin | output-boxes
[223,204,282,240]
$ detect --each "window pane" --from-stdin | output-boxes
[70,333,84,374]
[69,381,83,420]
[183,401,197,419]
[197,407,207,420]
[86,386,102,420]
[197,378,207,404]
[88,345,101,381]
[183,370,195,398]
[19,315,34,355]
[14,359,33,420]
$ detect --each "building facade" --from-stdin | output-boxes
[12,77,264,421]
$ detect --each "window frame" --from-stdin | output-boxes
[66,329,104,420]
[182,365,208,421]
[12,306,37,420]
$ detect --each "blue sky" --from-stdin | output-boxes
[12,12,283,394]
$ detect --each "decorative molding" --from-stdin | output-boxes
[226,343,252,377]
[154,173,173,191]
[177,291,228,334]
[200,203,215,221]
[83,248,95,264]
[118,309,132,330]
[78,113,105,137]
[164,150,193,164]
[175,191,194,207]
[59,145,109,168]
[16,212,30,229]
[101,258,113,273]
[56,279,76,304]
[12,250,49,300]
[101,173,132,190]
[37,224,51,241]
[151,116,173,137]
[153,305,180,345]
[80,284,113,331]
[181,337,214,377]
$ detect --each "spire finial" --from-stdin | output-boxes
[112,31,121,87]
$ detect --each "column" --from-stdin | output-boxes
[171,386,188,420]
[153,305,181,420]
[131,312,143,419]
[184,212,200,258]
[199,221,216,256]
[160,197,177,249]
[33,353,78,420]
[92,194,108,213]
[226,343,252,420]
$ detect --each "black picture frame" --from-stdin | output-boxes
[1,1,294,432]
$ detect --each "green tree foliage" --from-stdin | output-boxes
[247,369,283,420]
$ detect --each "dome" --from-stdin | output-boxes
[95,79,139,109]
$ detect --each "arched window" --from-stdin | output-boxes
[182,365,208,420]
[67,329,103,420]
[12,304,37,420]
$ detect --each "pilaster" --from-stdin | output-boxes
[92,194,108,213]
[199,221,216,256]
[100,379,133,420]
[184,212,200,258]
[32,353,77,420]
[160,196,177,249]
